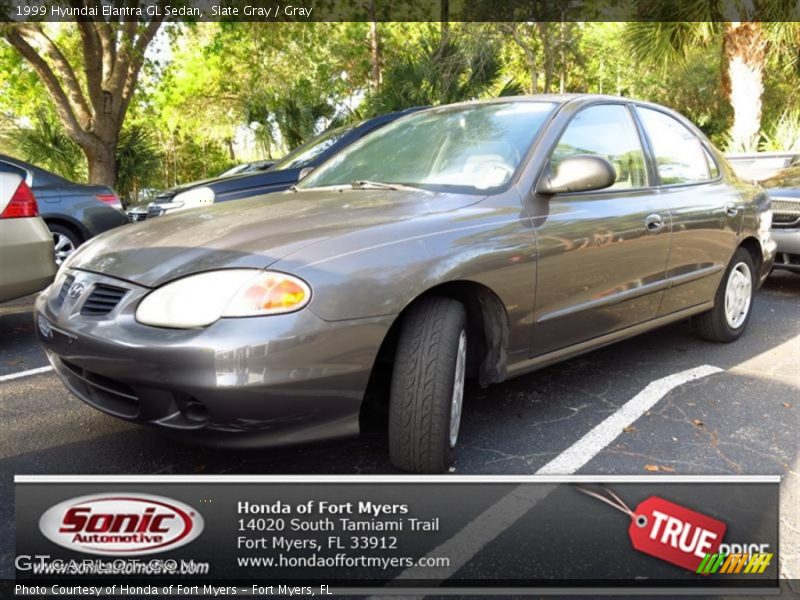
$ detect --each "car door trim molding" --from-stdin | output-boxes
[536,277,670,324]
[521,301,714,375]
[664,264,726,288]
[537,263,725,324]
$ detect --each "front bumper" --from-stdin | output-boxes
[34,269,392,447]
[772,227,800,272]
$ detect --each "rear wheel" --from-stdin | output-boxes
[388,297,467,474]
[693,247,755,343]
[48,224,82,265]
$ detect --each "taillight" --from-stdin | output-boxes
[96,193,123,210]
[1,181,39,219]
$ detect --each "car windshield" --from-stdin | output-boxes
[272,125,352,171]
[299,102,556,194]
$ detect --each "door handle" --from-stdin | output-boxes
[644,213,664,233]
[724,202,739,217]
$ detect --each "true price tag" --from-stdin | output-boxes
[578,487,727,573]
[629,496,727,572]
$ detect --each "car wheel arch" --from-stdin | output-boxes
[360,280,510,424]
[42,216,88,242]
[737,236,762,272]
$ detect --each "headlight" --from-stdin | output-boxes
[168,186,215,212]
[136,270,311,328]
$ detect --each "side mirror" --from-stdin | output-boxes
[298,167,314,180]
[536,155,616,195]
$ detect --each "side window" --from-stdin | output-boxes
[551,104,648,190]
[637,107,711,185]
[704,148,720,179]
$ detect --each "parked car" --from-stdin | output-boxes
[126,107,425,222]
[0,155,128,264]
[761,163,800,273]
[725,151,800,182]
[35,96,775,473]
[218,160,277,178]
[0,170,56,302]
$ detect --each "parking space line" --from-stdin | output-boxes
[0,366,53,383]
[537,364,723,474]
[382,364,723,588]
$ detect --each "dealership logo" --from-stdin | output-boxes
[39,494,204,556]
[68,283,85,300]
[697,552,773,574]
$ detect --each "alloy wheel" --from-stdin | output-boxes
[52,231,76,265]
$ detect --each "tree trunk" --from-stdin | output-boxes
[84,139,117,187]
[369,18,381,90]
[723,23,767,152]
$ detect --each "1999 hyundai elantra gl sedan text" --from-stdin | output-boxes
[35,96,775,473]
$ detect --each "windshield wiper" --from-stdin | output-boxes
[351,180,431,193]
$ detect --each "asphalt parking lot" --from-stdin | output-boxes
[1,272,798,580]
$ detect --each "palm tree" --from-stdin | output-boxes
[626,7,799,151]
[365,27,502,116]
[8,110,86,180]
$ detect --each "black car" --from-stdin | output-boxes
[0,154,127,264]
[217,160,277,178]
[127,107,425,221]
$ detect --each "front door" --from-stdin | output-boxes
[530,103,671,356]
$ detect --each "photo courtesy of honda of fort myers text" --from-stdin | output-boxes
[1,0,798,597]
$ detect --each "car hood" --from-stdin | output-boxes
[70,188,482,288]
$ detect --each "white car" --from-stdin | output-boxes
[0,170,56,302]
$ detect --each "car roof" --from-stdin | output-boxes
[0,153,71,186]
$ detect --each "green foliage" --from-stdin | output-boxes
[364,26,503,115]
[5,110,86,180]
[115,125,163,204]
[761,110,800,152]
[2,20,800,190]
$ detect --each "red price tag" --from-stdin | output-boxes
[629,496,727,572]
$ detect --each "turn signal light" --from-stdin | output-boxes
[1,181,39,218]
[232,273,310,314]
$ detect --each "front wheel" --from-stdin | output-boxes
[388,297,467,474]
[692,248,756,343]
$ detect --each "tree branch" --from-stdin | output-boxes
[3,27,92,145]
[74,20,103,118]
[117,18,162,121]
[17,23,93,127]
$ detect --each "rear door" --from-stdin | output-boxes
[531,103,672,356]
[634,106,742,315]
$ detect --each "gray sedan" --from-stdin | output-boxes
[34,96,775,473]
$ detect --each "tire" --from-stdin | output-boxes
[388,297,468,474]
[48,223,82,266]
[692,247,756,343]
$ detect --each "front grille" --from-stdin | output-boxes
[55,274,75,308]
[80,283,128,316]
[127,211,148,223]
[771,199,800,226]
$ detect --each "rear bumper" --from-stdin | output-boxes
[0,218,55,302]
[34,272,392,448]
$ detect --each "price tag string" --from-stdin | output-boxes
[577,486,644,526]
